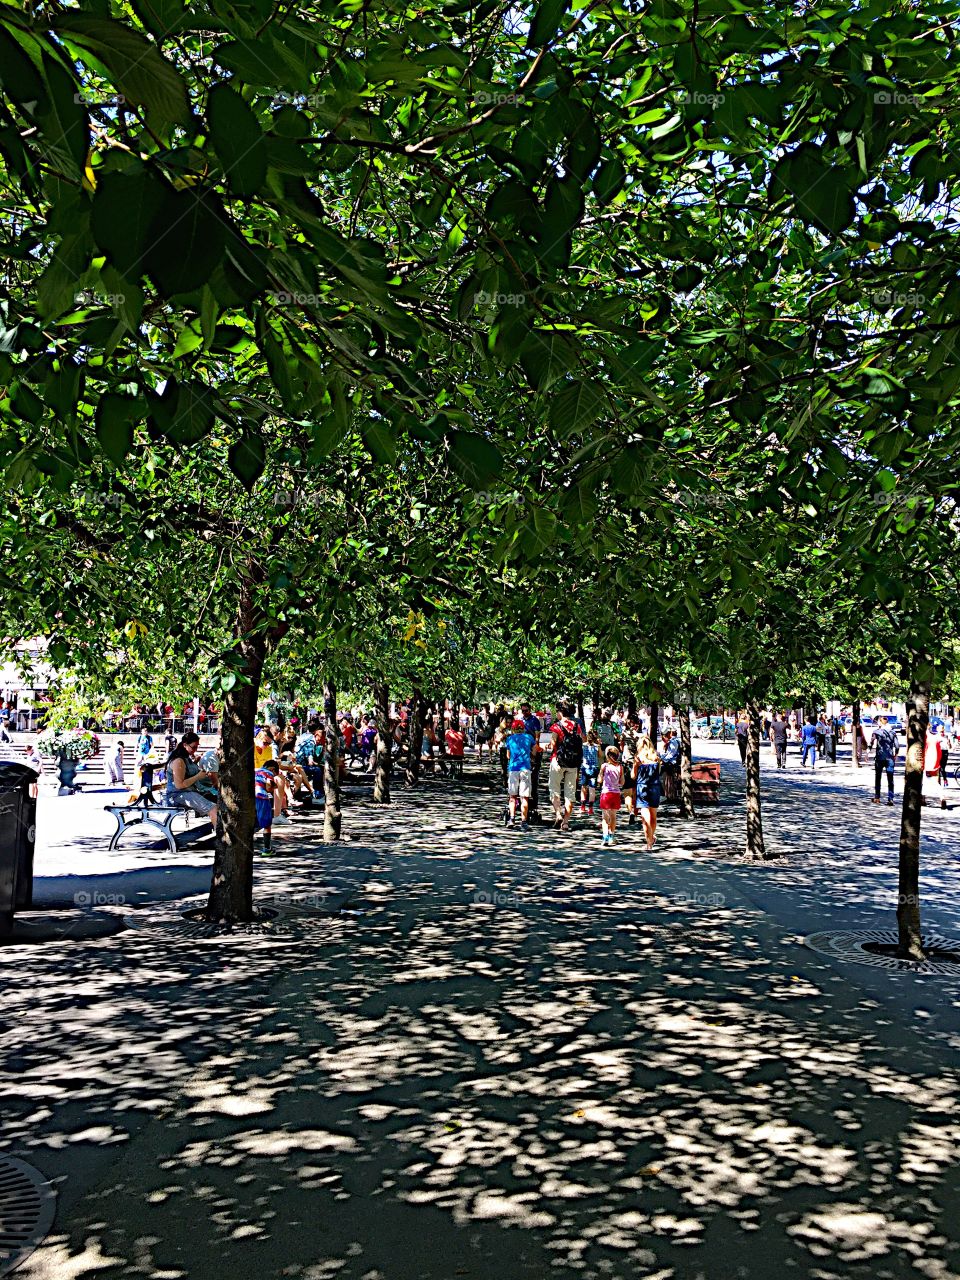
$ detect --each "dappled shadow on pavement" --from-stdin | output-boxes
[3,780,960,1280]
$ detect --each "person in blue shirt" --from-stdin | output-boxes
[800,716,819,769]
[579,731,600,815]
[520,703,543,816]
[870,715,900,805]
[504,719,536,829]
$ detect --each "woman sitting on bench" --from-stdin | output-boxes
[165,731,218,826]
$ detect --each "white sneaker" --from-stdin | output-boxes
[273,813,293,826]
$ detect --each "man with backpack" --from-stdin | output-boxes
[549,701,583,832]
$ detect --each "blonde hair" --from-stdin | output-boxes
[636,734,658,764]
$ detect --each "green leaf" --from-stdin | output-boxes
[449,431,504,488]
[214,37,312,91]
[206,82,267,198]
[363,420,397,465]
[37,234,90,321]
[144,190,228,297]
[672,264,703,292]
[91,168,169,279]
[593,157,627,205]
[95,392,137,464]
[54,14,191,127]
[769,143,856,236]
[528,0,567,48]
[549,380,604,436]
[228,433,265,489]
[37,54,89,178]
[151,379,216,445]
[0,22,46,109]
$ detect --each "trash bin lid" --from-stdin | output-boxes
[0,760,39,786]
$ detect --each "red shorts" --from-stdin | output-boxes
[599,792,622,811]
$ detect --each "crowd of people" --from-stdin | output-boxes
[79,692,960,853]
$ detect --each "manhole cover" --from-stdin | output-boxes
[0,1156,57,1277]
[803,929,960,976]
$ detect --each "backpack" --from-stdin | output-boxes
[556,723,583,769]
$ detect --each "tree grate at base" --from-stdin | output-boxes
[803,929,960,976]
[0,1156,57,1277]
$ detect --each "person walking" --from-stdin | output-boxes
[869,714,900,805]
[578,730,600,816]
[800,716,818,769]
[736,712,749,766]
[937,724,950,788]
[634,735,663,851]
[821,716,835,767]
[815,713,828,760]
[619,718,640,824]
[520,702,543,818]
[769,713,788,769]
[922,728,947,809]
[548,702,583,832]
[103,739,125,786]
[503,719,535,829]
[598,747,624,846]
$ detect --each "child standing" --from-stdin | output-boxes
[598,747,624,846]
[255,758,278,855]
[634,735,663,851]
[579,731,600,815]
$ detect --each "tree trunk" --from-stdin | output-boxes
[678,703,694,819]
[649,700,660,745]
[372,681,391,804]
[322,678,342,841]
[576,692,585,728]
[852,697,861,769]
[744,700,769,859]
[207,572,267,922]
[405,687,424,786]
[627,690,638,722]
[897,666,931,960]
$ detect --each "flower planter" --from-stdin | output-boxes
[56,754,80,796]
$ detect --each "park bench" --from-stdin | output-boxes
[104,799,213,853]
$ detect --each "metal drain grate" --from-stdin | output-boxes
[803,929,960,976]
[0,1156,56,1277]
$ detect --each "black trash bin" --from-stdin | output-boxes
[0,761,38,934]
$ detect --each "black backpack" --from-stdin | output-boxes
[556,723,583,769]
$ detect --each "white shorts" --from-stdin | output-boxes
[549,761,579,805]
[508,769,532,798]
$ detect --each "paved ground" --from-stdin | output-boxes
[3,742,960,1280]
